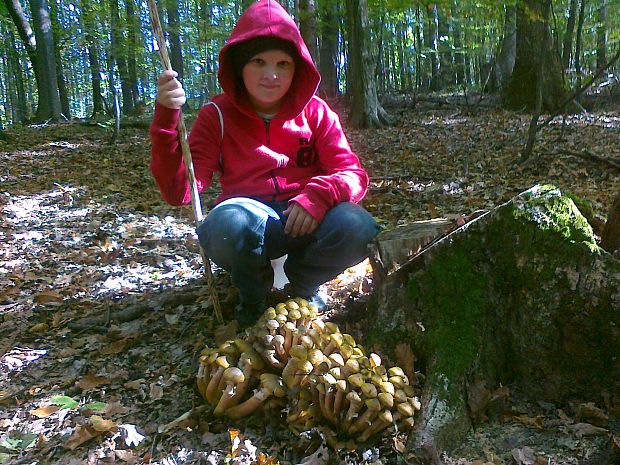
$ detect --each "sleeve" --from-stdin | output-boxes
[289,99,370,223]
[149,102,222,206]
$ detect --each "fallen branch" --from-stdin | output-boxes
[550,149,620,171]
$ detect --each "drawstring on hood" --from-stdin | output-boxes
[217,0,321,120]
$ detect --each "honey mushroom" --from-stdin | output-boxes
[213,367,245,416]
[225,373,286,419]
[205,354,236,405]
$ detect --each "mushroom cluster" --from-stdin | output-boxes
[196,298,420,443]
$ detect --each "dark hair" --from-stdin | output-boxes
[231,36,299,88]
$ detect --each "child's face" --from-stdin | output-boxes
[242,49,295,114]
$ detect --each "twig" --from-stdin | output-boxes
[549,149,620,171]
[147,0,223,324]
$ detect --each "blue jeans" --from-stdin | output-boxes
[196,197,379,306]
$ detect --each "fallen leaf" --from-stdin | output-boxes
[124,379,146,390]
[511,446,536,465]
[50,395,78,410]
[29,323,49,334]
[100,339,128,355]
[394,343,416,382]
[118,424,146,447]
[64,425,97,450]
[114,450,139,464]
[78,373,111,390]
[90,415,116,432]
[34,290,63,304]
[30,405,60,418]
[149,383,163,401]
[568,422,609,438]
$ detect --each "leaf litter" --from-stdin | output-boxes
[0,103,619,464]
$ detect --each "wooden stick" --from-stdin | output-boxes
[147,0,223,324]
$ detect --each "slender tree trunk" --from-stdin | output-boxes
[166,0,184,81]
[7,30,28,122]
[49,0,70,118]
[374,12,385,95]
[451,2,465,86]
[503,0,565,111]
[125,0,141,106]
[28,0,62,121]
[397,21,407,93]
[436,4,451,88]
[424,3,441,91]
[415,6,422,91]
[596,0,607,69]
[298,0,318,64]
[79,0,105,116]
[574,0,587,82]
[495,3,516,92]
[346,0,390,128]
[562,0,578,70]
[109,0,133,115]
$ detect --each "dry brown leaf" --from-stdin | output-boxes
[29,322,49,333]
[512,415,545,429]
[30,405,60,418]
[511,446,536,465]
[90,415,117,432]
[115,450,139,464]
[394,342,416,382]
[78,373,111,390]
[100,339,128,355]
[34,290,63,304]
[64,425,97,450]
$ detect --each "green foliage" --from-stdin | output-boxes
[50,395,79,410]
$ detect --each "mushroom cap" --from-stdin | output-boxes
[361,382,378,398]
[394,389,408,403]
[352,347,365,357]
[335,379,347,391]
[340,344,354,359]
[286,300,300,311]
[342,333,356,347]
[216,355,232,368]
[263,307,277,319]
[283,321,296,332]
[325,322,340,335]
[396,402,414,417]
[311,319,325,332]
[378,409,393,424]
[240,351,265,370]
[373,365,387,377]
[345,358,361,373]
[260,374,286,397]
[294,297,309,307]
[328,353,345,367]
[365,398,382,411]
[411,396,421,410]
[379,381,395,395]
[348,373,365,388]
[266,319,279,331]
[403,385,415,397]
[219,340,238,355]
[289,345,308,360]
[263,334,274,346]
[275,314,288,325]
[389,375,408,388]
[346,390,362,403]
[275,302,287,311]
[223,366,245,384]
[307,348,325,366]
[388,366,405,378]
[272,334,285,347]
[377,392,394,408]
[369,353,382,369]
[322,373,338,385]
[300,335,314,348]
[288,308,302,321]
[298,360,314,374]
[329,367,343,380]
[234,339,253,354]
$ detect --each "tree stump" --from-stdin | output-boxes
[601,191,620,257]
[366,185,620,463]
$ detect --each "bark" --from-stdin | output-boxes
[320,6,339,88]
[28,0,62,121]
[49,0,70,119]
[166,0,184,82]
[109,0,133,115]
[415,6,422,90]
[451,2,465,86]
[6,30,28,123]
[601,191,620,256]
[367,185,620,458]
[298,0,318,64]
[503,0,565,111]
[125,0,141,107]
[562,0,578,70]
[345,0,390,128]
[574,0,586,80]
[424,4,441,91]
[596,0,608,69]
[495,3,516,92]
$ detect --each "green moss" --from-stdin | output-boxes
[407,245,488,383]
[512,185,597,250]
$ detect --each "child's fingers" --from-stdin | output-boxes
[156,70,179,85]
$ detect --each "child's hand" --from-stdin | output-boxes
[157,70,186,109]
[283,203,318,237]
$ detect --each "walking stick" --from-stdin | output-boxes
[147,0,224,324]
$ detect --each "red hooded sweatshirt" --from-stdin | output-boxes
[149,0,369,223]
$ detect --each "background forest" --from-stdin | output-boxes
[1,0,619,126]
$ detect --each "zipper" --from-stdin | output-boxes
[264,120,280,200]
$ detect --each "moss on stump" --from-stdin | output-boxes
[367,185,620,459]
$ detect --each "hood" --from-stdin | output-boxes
[218,0,321,120]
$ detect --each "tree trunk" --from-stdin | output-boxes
[166,0,184,82]
[298,0,318,64]
[49,0,70,119]
[562,0,578,70]
[397,21,407,93]
[319,2,338,98]
[345,0,390,128]
[415,6,422,90]
[6,30,28,123]
[503,0,565,111]
[425,4,441,91]
[109,0,133,115]
[451,2,465,86]
[366,185,620,458]
[28,0,62,121]
[79,0,105,117]
[495,3,516,92]
[596,0,608,69]
[374,13,385,95]
[574,0,587,82]
[125,0,141,107]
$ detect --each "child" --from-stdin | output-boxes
[150,0,378,327]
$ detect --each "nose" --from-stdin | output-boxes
[264,65,279,80]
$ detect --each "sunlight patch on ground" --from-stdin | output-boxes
[0,347,47,373]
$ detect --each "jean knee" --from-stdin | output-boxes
[198,206,261,257]
[323,203,378,245]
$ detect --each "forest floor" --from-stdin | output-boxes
[0,98,619,465]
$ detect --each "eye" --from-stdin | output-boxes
[278,61,292,68]
[250,57,264,65]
